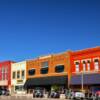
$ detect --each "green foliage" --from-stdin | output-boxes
[51,85,59,92]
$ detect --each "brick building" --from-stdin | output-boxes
[70,47,100,92]
[24,51,71,93]
[0,61,14,92]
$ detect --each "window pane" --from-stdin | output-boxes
[5,73,8,80]
[41,61,49,68]
[2,73,5,80]
[28,69,35,76]
[22,70,25,79]
[5,67,8,73]
[76,64,79,72]
[2,67,5,73]
[55,65,64,73]
[17,71,20,79]
[40,68,48,74]
[13,72,16,79]
[15,85,23,91]
[95,62,99,70]
[87,63,90,71]
[83,64,86,71]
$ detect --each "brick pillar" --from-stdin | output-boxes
[91,59,94,71]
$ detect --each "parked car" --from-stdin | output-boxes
[0,90,2,96]
[5,89,10,96]
[50,91,60,98]
[95,91,100,99]
[73,91,85,100]
[2,89,10,96]
[33,88,44,98]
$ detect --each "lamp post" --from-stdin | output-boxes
[81,71,84,92]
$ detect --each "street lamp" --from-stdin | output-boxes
[81,71,84,92]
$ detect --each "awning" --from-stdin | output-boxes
[24,75,68,88]
[70,73,100,85]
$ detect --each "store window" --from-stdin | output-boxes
[28,69,35,76]
[40,67,48,74]
[15,85,23,91]
[55,65,64,73]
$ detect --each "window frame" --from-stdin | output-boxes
[40,67,48,74]
[55,65,64,73]
[28,69,36,76]
[17,71,20,79]
[75,62,79,72]
[41,61,49,68]
[94,59,99,71]
[21,70,25,79]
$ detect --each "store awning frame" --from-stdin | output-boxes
[24,75,68,88]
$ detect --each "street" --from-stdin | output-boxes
[0,96,68,100]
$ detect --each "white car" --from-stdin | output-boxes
[73,91,85,99]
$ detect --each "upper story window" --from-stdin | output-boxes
[5,67,8,73]
[22,70,25,79]
[28,69,35,76]
[41,61,49,68]
[17,71,20,79]
[1,67,6,80]
[87,60,91,71]
[13,71,16,79]
[82,61,86,71]
[1,67,5,73]
[55,65,64,73]
[40,67,48,74]
[94,59,99,71]
[75,62,79,72]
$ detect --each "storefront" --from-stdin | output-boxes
[24,75,68,93]
[0,61,13,93]
[11,61,26,94]
[70,73,100,92]
[25,51,71,94]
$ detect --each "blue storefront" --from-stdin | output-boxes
[70,73,100,92]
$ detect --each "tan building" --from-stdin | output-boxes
[11,61,26,94]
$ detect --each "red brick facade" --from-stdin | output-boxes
[70,47,100,75]
[0,61,14,88]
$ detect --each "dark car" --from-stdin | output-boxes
[33,88,44,98]
[50,91,60,98]
[2,89,10,96]
[0,90,2,96]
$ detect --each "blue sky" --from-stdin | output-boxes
[0,0,100,61]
